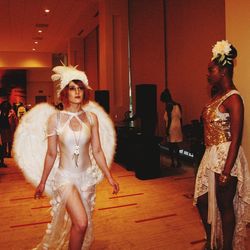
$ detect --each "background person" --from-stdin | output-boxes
[160,88,183,167]
[194,40,250,250]
[0,100,12,158]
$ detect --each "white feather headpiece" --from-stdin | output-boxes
[51,65,91,96]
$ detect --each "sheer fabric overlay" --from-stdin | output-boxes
[194,142,250,249]
[34,169,96,250]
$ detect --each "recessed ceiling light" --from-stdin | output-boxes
[34,41,38,44]
[44,9,50,13]
[38,30,42,33]
[32,48,36,51]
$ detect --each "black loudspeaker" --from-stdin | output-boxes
[136,84,157,135]
[115,128,161,180]
[134,137,161,180]
[95,90,110,113]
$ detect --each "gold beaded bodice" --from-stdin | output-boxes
[202,90,239,147]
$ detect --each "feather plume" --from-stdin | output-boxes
[51,65,91,96]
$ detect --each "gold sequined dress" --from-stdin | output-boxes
[194,90,250,250]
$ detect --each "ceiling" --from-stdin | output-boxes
[0,0,98,53]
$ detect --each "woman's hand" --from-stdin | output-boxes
[108,177,119,194]
[219,172,231,186]
[34,182,45,199]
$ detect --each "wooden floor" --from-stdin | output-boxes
[0,156,249,250]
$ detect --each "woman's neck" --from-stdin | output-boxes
[218,78,235,95]
[64,104,82,113]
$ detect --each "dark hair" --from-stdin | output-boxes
[160,88,173,103]
[160,89,175,127]
[0,100,12,115]
[212,44,237,78]
[59,80,90,105]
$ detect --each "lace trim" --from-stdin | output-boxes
[194,142,250,249]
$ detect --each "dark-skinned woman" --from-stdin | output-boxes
[194,40,250,250]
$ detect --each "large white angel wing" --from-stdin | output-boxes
[84,101,116,185]
[13,103,59,196]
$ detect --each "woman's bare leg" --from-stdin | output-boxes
[66,186,88,250]
[197,193,211,247]
[169,143,180,167]
[215,174,237,250]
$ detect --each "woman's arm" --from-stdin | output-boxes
[220,94,244,184]
[90,113,119,194]
[34,114,58,198]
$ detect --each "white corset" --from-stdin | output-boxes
[48,109,92,173]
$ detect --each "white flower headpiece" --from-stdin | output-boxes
[51,64,91,96]
[211,40,233,66]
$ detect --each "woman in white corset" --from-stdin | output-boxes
[32,65,119,249]
[194,41,250,250]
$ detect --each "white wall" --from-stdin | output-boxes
[226,0,250,163]
[26,68,54,107]
[0,52,52,68]
[167,0,225,125]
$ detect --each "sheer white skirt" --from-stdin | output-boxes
[33,168,96,250]
[194,141,250,250]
